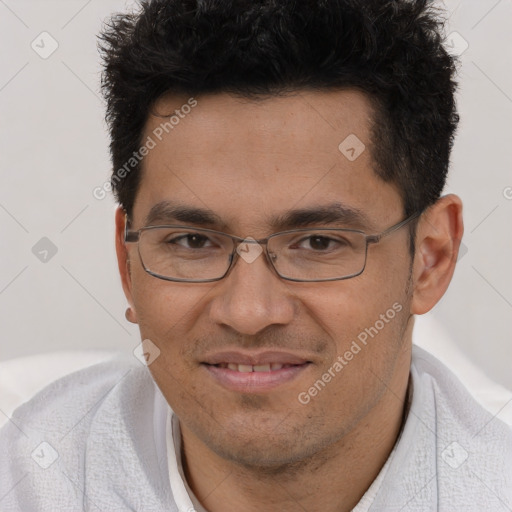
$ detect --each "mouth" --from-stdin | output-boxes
[201,351,313,392]
[210,362,301,372]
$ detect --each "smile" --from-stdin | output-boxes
[201,352,312,392]
[211,363,299,372]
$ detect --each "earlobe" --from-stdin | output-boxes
[410,194,464,315]
[125,306,137,323]
[115,206,138,324]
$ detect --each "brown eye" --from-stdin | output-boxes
[167,233,213,249]
[293,235,349,252]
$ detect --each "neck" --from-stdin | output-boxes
[180,335,413,512]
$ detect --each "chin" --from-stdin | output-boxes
[214,437,310,469]
[193,411,338,472]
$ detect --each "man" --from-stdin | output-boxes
[1,0,510,510]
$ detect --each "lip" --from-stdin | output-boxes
[201,350,313,393]
[203,363,311,392]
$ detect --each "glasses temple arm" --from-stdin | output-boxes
[123,213,141,243]
[366,210,423,244]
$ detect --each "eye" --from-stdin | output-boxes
[294,234,350,252]
[168,233,214,249]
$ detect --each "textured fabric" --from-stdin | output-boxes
[0,356,174,512]
[0,346,510,511]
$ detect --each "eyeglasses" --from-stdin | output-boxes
[124,211,422,283]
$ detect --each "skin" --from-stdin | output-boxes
[115,89,463,512]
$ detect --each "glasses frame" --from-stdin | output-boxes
[124,210,422,283]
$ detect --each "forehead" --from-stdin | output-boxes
[134,89,401,233]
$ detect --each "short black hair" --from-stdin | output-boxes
[99,0,459,219]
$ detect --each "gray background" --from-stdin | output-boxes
[1,0,511,389]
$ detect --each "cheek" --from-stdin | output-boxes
[131,277,208,406]
[130,271,216,382]
[299,260,412,385]
[297,286,411,430]
[131,264,204,330]
[302,266,408,341]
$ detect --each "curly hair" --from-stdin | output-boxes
[99,0,459,219]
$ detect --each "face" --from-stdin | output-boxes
[119,89,415,468]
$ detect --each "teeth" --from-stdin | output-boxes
[253,364,271,372]
[219,363,288,372]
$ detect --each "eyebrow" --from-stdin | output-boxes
[144,200,226,229]
[270,203,371,231]
[143,200,372,232]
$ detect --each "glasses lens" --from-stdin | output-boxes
[138,227,233,281]
[268,229,367,281]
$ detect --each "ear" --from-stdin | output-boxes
[115,206,138,324]
[410,194,464,315]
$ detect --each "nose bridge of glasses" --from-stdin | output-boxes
[231,235,276,269]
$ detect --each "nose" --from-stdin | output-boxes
[208,247,296,335]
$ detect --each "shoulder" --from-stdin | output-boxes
[411,344,511,434]
[410,345,512,508]
[3,354,144,433]
[0,355,158,510]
